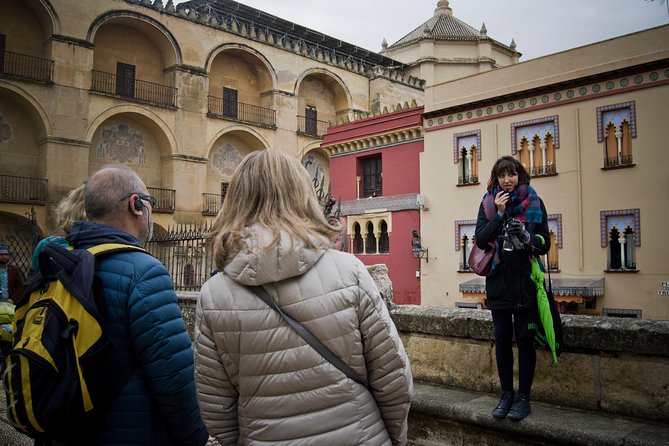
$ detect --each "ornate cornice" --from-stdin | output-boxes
[323,126,423,157]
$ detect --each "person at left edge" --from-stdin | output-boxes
[59,164,209,446]
[0,245,24,303]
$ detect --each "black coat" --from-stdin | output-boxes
[474,198,550,311]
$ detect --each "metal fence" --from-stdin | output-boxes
[0,208,42,282]
[145,223,215,291]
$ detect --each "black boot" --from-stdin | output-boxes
[492,390,514,419]
[508,392,531,421]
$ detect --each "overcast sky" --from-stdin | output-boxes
[177,0,668,60]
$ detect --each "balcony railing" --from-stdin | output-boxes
[458,175,479,185]
[207,96,276,128]
[531,164,556,176]
[147,187,175,213]
[90,70,177,108]
[202,193,222,216]
[0,50,53,83]
[297,115,329,139]
[0,175,48,204]
[547,260,560,271]
[604,155,634,168]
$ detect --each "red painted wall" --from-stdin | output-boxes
[327,106,424,305]
[354,209,422,305]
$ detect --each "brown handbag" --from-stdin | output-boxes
[468,242,495,276]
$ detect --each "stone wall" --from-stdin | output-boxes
[177,291,669,424]
[391,305,669,423]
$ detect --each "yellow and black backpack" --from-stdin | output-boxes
[2,242,145,441]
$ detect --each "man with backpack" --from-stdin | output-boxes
[54,165,208,445]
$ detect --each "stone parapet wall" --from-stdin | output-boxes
[177,296,669,423]
[390,305,669,423]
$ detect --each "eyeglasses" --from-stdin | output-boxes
[120,192,157,210]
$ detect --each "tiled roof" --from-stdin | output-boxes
[389,13,483,49]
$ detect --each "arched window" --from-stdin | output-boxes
[353,222,363,254]
[599,102,636,169]
[366,222,377,254]
[608,227,622,270]
[379,220,389,253]
[462,234,471,271]
[458,145,478,184]
[601,209,639,272]
[623,227,636,270]
[604,120,634,167]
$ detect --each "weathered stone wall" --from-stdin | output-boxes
[177,280,669,424]
[391,305,669,423]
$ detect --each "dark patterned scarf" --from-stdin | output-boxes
[482,184,542,271]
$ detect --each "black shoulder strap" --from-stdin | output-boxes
[250,285,368,389]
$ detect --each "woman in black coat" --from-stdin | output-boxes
[475,156,550,421]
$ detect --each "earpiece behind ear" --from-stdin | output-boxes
[133,197,144,212]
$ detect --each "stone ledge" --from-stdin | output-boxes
[390,305,669,357]
[410,381,669,446]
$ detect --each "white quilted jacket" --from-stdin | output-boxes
[194,226,413,445]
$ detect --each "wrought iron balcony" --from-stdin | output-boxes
[458,175,479,185]
[207,96,276,128]
[0,175,48,204]
[297,115,329,138]
[0,50,53,83]
[90,70,177,108]
[147,187,175,213]
[202,193,223,216]
[531,163,556,176]
[603,155,634,169]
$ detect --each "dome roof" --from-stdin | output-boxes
[387,1,511,51]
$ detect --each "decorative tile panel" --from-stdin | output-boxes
[98,124,145,163]
[453,130,481,164]
[600,209,640,247]
[511,116,559,154]
[212,143,241,175]
[596,101,636,142]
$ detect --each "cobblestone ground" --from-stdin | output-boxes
[1,388,219,445]
[0,389,32,446]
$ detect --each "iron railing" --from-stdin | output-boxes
[202,193,223,216]
[531,164,556,176]
[90,70,177,108]
[0,51,53,83]
[458,175,479,185]
[0,175,48,204]
[547,260,560,271]
[604,155,634,168]
[147,187,175,213]
[297,115,329,138]
[145,223,215,291]
[207,96,276,128]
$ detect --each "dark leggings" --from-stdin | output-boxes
[491,309,536,396]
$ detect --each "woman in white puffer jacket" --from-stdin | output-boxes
[194,149,413,446]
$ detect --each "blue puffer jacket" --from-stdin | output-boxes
[62,221,209,446]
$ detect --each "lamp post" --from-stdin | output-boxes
[411,230,428,263]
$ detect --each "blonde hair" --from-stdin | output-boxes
[55,184,86,233]
[210,149,342,269]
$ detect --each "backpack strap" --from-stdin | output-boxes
[86,243,148,257]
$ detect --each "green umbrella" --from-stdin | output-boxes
[530,257,558,363]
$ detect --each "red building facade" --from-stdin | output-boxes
[322,105,425,304]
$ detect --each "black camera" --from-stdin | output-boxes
[500,218,525,251]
